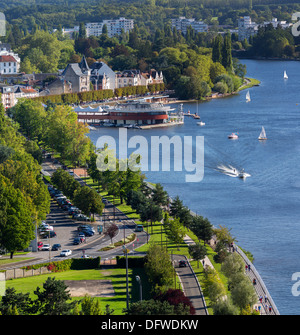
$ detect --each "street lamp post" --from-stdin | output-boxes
[135,275,142,301]
[122,246,129,310]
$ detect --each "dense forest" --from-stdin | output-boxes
[1,0,300,33]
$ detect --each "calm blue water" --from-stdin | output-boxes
[88,60,300,315]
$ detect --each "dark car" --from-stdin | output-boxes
[51,244,61,251]
[73,237,82,245]
[41,231,57,239]
[179,260,188,267]
[82,229,94,237]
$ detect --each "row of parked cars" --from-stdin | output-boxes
[48,185,90,222]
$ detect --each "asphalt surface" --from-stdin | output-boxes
[1,156,207,315]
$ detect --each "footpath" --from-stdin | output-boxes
[183,234,278,315]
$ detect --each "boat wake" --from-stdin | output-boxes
[215,164,251,179]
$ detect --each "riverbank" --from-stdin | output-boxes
[167,77,260,105]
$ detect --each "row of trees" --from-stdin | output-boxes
[0,100,51,258]
[50,168,104,219]
[10,99,93,168]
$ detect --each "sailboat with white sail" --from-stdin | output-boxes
[246,90,251,102]
[284,71,288,79]
[258,126,267,140]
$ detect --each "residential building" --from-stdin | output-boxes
[102,17,134,38]
[60,56,91,93]
[141,69,164,86]
[0,84,15,109]
[91,73,110,91]
[14,85,39,104]
[116,69,142,88]
[171,17,208,35]
[238,16,292,41]
[63,17,134,39]
[90,61,117,90]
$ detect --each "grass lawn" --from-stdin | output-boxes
[0,257,34,267]
[5,267,150,315]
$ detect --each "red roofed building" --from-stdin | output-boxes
[0,52,20,75]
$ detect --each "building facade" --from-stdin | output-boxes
[238,16,292,41]
[60,56,91,93]
[171,17,208,34]
[0,42,20,75]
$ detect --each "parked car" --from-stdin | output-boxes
[41,231,56,239]
[78,225,95,233]
[73,237,82,245]
[74,214,90,222]
[81,255,90,258]
[51,244,61,251]
[60,249,72,257]
[37,241,43,250]
[41,244,50,251]
[82,229,94,237]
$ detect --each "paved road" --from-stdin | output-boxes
[172,254,208,316]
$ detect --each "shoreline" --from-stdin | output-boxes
[167,77,260,105]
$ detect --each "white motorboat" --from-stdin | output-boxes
[197,121,205,126]
[284,70,288,79]
[228,132,238,139]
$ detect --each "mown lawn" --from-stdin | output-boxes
[5,267,150,315]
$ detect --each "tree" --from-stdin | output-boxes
[164,216,185,250]
[139,199,163,234]
[145,244,174,292]
[152,183,168,207]
[79,22,87,38]
[212,34,223,64]
[230,277,257,311]
[222,33,233,71]
[190,215,213,244]
[202,267,226,304]
[126,299,175,315]
[0,287,33,315]
[212,298,239,315]
[73,186,104,218]
[11,99,47,141]
[0,175,34,259]
[80,295,102,315]
[105,223,118,244]
[33,277,76,315]
[155,289,195,315]
[188,242,207,268]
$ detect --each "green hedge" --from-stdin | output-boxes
[31,83,165,105]
[23,257,101,273]
[116,255,146,268]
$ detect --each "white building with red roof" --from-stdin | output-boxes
[0,49,20,75]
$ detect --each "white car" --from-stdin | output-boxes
[60,249,72,257]
[41,244,50,251]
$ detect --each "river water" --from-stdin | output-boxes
[88,59,300,315]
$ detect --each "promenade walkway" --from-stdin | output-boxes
[183,235,279,315]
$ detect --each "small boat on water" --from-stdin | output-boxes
[228,132,238,139]
[246,90,251,102]
[197,121,205,126]
[284,70,288,79]
[238,169,247,179]
[193,113,200,119]
[258,126,267,140]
